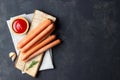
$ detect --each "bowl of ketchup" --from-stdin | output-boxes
[11,17,29,35]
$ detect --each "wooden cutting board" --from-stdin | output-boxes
[15,10,56,77]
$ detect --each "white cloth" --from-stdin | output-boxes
[6,13,54,71]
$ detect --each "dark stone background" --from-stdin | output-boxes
[0,0,120,80]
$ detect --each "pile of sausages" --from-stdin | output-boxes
[17,19,61,62]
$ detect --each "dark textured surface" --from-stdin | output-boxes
[0,0,120,80]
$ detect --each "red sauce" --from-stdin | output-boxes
[12,19,28,34]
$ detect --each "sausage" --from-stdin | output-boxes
[21,25,55,53]
[20,23,55,53]
[25,27,55,50]
[21,35,56,60]
[23,39,61,62]
[17,19,52,49]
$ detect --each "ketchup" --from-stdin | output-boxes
[12,19,28,34]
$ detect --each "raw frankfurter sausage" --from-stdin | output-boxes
[22,35,56,60]
[26,27,55,50]
[20,23,54,53]
[23,39,61,62]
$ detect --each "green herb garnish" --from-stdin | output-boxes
[26,60,38,70]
